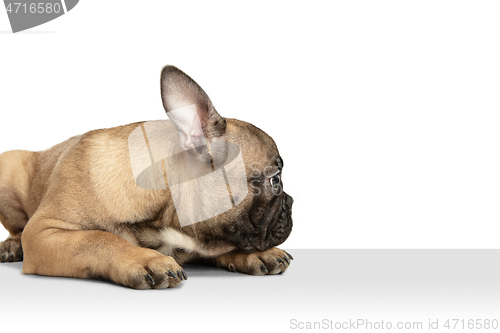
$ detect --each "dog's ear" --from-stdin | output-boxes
[160,66,226,150]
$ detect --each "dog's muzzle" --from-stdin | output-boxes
[269,192,293,247]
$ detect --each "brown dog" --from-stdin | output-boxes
[0,66,293,289]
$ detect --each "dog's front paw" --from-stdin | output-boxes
[121,255,187,289]
[0,236,23,262]
[215,247,293,276]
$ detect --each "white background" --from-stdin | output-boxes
[1,1,500,249]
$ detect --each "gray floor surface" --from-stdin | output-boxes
[0,250,499,332]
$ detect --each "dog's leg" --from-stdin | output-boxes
[21,217,187,289]
[213,248,293,275]
[0,151,32,262]
[0,235,23,262]
[0,207,26,262]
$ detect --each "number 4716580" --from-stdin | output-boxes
[444,319,498,330]
[5,2,61,14]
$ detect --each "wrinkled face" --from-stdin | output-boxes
[178,119,294,253]
[222,119,294,252]
[239,157,294,252]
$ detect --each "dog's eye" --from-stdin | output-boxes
[270,174,281,190]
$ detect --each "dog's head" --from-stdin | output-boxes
[159,66,293,253]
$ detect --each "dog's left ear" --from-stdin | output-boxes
[160,65,226,150]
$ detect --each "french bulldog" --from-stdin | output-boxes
[0,65,293,289]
